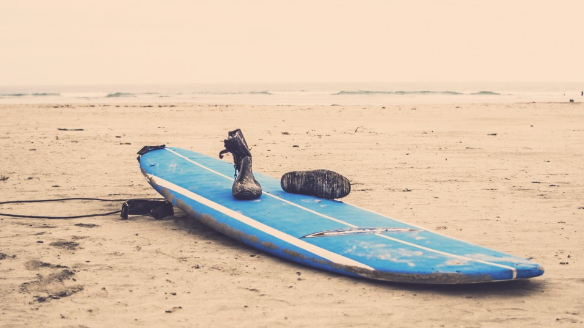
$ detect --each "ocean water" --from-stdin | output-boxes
[0,82,582,105]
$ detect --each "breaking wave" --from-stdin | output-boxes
[0,92,60,97]
[205,91,272,95]
[106,92,136,98]
[470,91,500,95]
[32,93,60,96]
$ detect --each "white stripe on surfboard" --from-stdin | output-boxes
[164,148,517,278]
[146,173,373,271]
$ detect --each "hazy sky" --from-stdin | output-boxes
[1,0,582,85]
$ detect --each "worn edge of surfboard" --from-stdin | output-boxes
[138,146,545,284]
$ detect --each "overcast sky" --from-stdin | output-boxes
[1,0,582,85]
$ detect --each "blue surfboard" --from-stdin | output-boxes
[138,146,544,284]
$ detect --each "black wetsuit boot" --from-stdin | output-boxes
[232,156,262,200]
[219,129,262,200]
[280,170,351,200]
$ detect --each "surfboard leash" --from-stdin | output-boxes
[0,198,173,220]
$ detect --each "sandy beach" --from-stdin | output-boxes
[1,102,583,327]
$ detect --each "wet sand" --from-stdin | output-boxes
[1,102,583,327]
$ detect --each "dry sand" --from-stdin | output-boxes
[1,102,583,327]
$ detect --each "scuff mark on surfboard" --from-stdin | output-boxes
[347,242,424,260]
[145,173,175,204]
[282,249,308,260]
[166,161,179,173]
[441,259,469,266]
[350,266,494,284]
[159,187,175,204]
[261,241,279,250]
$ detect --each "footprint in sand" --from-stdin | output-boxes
[20,262,84,302]
[49,240,80,250]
